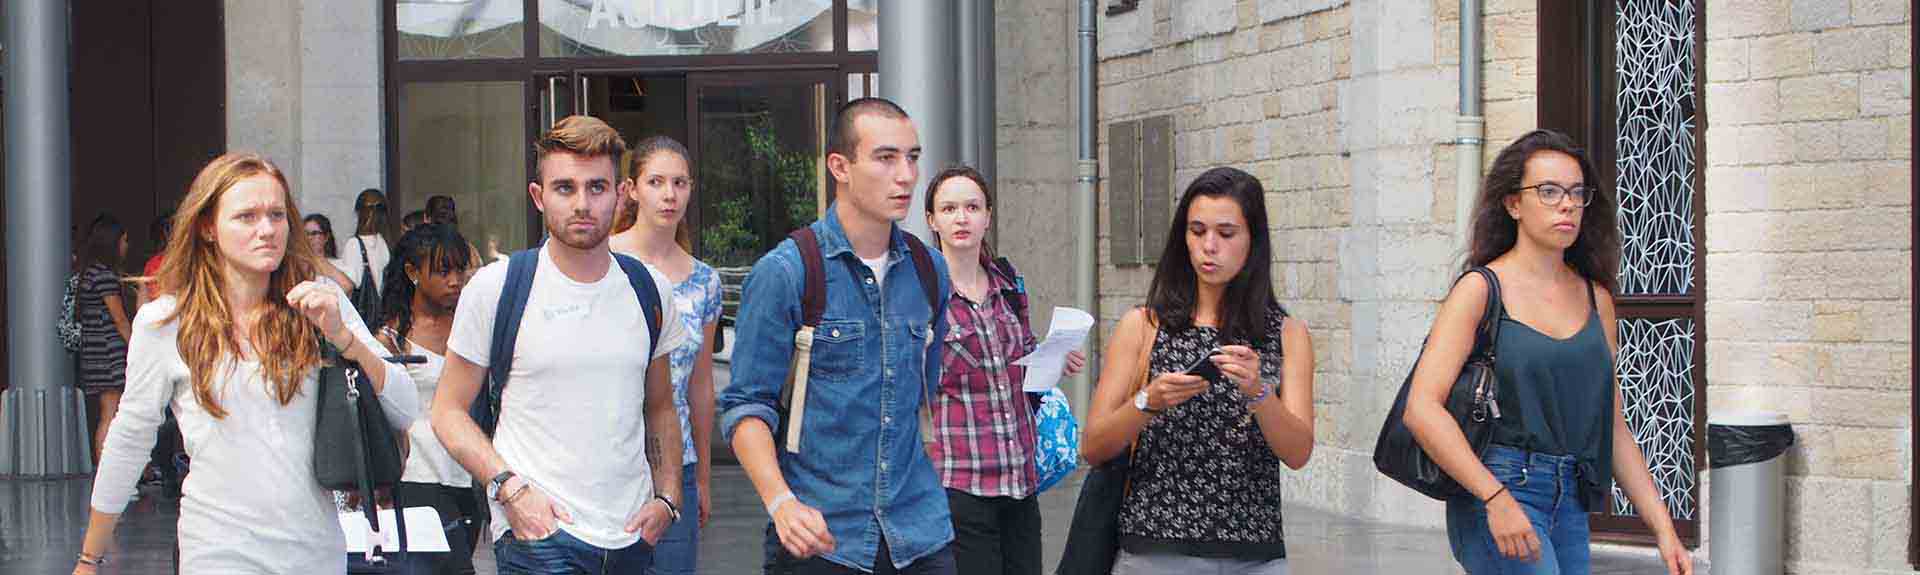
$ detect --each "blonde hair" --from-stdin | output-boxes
[156,153,322,419]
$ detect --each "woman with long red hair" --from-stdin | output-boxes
[72,153,418,574]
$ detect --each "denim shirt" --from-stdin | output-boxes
[718,207,954,571]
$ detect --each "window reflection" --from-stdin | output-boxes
[539,0,833,57]
[397,0,526,60]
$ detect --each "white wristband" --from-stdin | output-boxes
[767,491,797,517]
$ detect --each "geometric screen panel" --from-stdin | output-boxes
[1614,0,1698,296]
[1611,317,1698,520]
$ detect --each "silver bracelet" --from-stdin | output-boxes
[766,491,797,517]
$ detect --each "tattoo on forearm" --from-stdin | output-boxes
[646,431,663,466]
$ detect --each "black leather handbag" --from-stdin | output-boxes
[312,335,411,566]
[1373,266,1506,501]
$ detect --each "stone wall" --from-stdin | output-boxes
[1702,0,1913,572]
[225,0,384,237]
[994,0,1082,390]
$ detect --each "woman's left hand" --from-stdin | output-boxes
[288,280,351,348]
[1061,350,1087,377]
[1213,344,1264,396]
[1656,532,1692,575]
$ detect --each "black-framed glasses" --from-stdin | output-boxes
[1518,183,1595,207]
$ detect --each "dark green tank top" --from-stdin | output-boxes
[1486,279,1615,509]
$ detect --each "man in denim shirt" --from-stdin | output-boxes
[718,98,956,575]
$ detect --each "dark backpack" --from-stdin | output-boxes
[775,227,940,452]
[469,249,665,437]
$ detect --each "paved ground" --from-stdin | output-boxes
[0,467,1689,574]
[0,359,1693,574]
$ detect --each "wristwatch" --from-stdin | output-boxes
[1133,390,1161,414]
[488,470,518,503]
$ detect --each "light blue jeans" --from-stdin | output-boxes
[1445,445,1593,575]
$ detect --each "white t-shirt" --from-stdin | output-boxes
[446,246,687,550]
[395,340,469,488]
[862,254,888,290]
[327,257,361,289]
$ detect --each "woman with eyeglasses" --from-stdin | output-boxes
[1081,166,1314,574]
[1401,130,1691,575]
[302,213,362,292]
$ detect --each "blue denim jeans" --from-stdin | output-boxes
[1445,445,1593,575]
[645,464,700,575]
[495,528,654,575]
[762,523,957,575]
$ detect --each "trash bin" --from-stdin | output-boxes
[1708,411,1795,575]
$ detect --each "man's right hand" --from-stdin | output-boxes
[771,497,836,559]
[503,478,572,541]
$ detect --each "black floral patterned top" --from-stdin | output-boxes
[1118,303,1290,560]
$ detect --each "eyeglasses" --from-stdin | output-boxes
[1517,182,1595,207]
[305,230,327,237]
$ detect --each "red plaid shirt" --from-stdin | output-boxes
[930,267,1041,498]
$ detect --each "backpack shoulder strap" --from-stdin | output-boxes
[789,228,827,328]
[612,253,666,359]
[478,248,539,436]
[989,255,1032,332]
[901,233,940,313]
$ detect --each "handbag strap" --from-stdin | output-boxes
[1464,266,1505,362]
[1122,310,1159,496]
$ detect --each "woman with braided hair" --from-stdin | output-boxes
[374,223,480,574]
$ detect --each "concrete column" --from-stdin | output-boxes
[878,0,957,242]
[1,0,92,477]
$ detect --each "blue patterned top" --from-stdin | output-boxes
[667,260,724,466]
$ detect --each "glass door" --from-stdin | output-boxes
[394,79,531,263]
[685,72,833,269]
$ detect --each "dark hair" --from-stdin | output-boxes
[1466,129,1621,292]
[828,97,910,161]
[1144,167,1279,347]
[380,223,473,345]
[354,188,389,239]
[425,194,458,226]
[303,213,339,259]
[148,211,173,251]
[79,213,126,271]
[922,165,995,254]
[402,210,426,229]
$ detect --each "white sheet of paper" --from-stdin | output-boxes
[339,506,452,553]
[1014,307,1095,392]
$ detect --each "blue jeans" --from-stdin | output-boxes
[646,464,700,574]
[1445,445,1592,575]
[495,528,654,575]
[763,524,957,575]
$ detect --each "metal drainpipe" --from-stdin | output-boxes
[1455,0,1485,260]
[1073,0,1098,417]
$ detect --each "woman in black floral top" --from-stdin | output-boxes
[1082,167,1316,574]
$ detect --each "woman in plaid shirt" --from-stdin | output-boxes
[923,166,1087,575]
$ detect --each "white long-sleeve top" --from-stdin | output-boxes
[90,290,418,574]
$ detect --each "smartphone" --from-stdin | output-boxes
[1181,348,1226,382]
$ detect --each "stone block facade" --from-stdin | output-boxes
[1704,0,1913,572]
[224,0,384,238]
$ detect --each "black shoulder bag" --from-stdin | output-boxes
[1054,313,1155,575]
[350,237,383,329]
[1373,266,1506,501]
[312,334,411,567]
